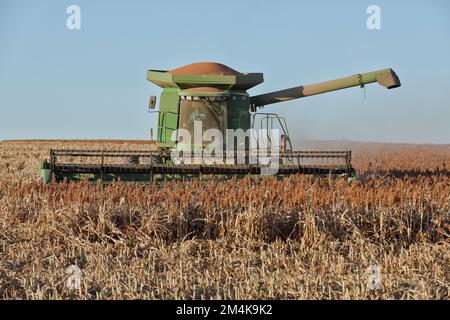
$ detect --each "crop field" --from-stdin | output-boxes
[0,140,449,299]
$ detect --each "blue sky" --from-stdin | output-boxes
[0,0,449,143]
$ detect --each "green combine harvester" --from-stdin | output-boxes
[40,62,401,183]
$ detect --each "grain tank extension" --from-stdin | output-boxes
[40,62,401,183]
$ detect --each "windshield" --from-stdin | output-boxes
[178,97,227,146]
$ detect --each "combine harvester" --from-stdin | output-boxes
[39,62,400,183]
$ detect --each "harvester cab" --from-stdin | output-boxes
[39,62,400,183]
[146,63,264,151]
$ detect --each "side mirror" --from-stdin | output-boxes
[149,95,157,111]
